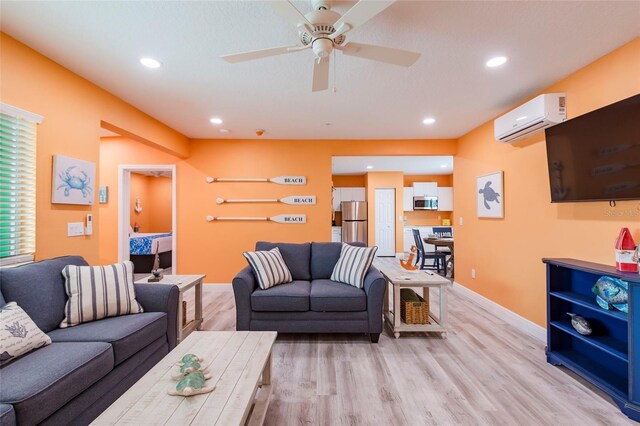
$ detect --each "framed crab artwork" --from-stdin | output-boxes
[51,155,96,205]
[477,171,504,218]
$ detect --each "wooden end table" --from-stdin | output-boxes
[379,266,451,339]
[135,274,205,342]
[93,331,277,426]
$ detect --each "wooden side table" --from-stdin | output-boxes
[379,266,451,339]
[135,274,205,342]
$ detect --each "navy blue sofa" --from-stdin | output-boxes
[232,242,386,343]
[0,256,179,426]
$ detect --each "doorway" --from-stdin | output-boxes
[375,188,395,256]
[118,165,176,277]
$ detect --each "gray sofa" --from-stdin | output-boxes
[232,242,386,343]
[0,256,179,426]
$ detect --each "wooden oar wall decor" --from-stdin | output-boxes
[206,215,306,224]
[206,175,313,223]
[206,176,306,185]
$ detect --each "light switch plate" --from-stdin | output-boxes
[68,222,85,237]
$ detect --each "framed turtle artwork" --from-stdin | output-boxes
[51,155,96,205]
[477,171,503,218]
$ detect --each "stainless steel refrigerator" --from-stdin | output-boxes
[341,201,367,245]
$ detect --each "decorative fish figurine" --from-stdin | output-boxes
[567,312,592,335]
[592,276,629,313]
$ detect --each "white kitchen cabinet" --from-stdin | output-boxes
[331,227,342,243]
[437,187,453,211]
[340,187,366,202]
[332,187,365,212]
[332,187,342,212]
[413,182,438,197]
[402,187,414,211]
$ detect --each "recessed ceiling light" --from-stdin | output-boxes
[139,57,161,69]
[366,165,373,169]
[486,56,507,68]
[210,117,223,125]
[219,129,230,133]
[422,117,436,125]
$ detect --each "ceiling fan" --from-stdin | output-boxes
[221,0,421,92]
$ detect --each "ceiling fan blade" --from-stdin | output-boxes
[266,1,312,28]
[340,42,420,67]
[312,58,330,92]
[221,45,301,63]
[332,0,395,34]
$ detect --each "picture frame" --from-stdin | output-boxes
[51,154,96,205]
[477,171,503,218]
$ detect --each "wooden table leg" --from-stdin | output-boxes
[440,285,448,339]
[393,283,400,339]
[195,279,203,331]
[262,353,271,386]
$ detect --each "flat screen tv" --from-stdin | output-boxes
[545,93,640,202]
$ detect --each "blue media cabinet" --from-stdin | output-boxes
[544,258,640,422]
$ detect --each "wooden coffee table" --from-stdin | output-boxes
[93,331,277,426]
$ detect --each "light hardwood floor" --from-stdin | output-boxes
[182,279,634,425]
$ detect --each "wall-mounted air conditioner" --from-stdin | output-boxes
[494,93,566,143]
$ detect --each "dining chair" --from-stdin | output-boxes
[412,229,447,273]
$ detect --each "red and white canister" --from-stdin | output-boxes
[615,227,638,273]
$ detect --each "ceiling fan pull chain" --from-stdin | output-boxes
[332,49,337,93]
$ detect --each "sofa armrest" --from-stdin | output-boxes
[232,266,257,331]
[0,404,16,426]
[363,266,386,334]
[134,283,180,351]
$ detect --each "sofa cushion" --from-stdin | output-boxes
[310,242,365,279]
[60,260,144,328]
[0,256,88,333]
[0,291,5,307]
[0,403,15,426]
[331,244,378,289]
[256,242,311,281]
[0,302,52,365]
[48,312,166,365]
[310,279,367,312]
[0,341,113,426]
[243,247,292,290]
[251,280,310,312]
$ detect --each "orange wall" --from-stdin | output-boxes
[454,37,640,327]
[332,175,366,187]
[146,176,172,232]
[365,172,404,252]
[98,137,181,265]
[180,139,456,281]
[403,175,453,226]
[1,33,189,265]
[130,174,150,231]
[128,174,171,233]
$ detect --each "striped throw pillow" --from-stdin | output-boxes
[59,261,143,328]
[243,247,293,290]
[330,244,378,288]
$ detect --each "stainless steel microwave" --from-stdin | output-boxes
[413,196,438,210]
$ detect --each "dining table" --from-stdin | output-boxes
[424,236,454,278]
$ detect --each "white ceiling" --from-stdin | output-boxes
[332,155,453,175]
[2,1,638,140]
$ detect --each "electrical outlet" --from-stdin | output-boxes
[459,217,464,226]
[67,222,85,237]
[471,269,476,279]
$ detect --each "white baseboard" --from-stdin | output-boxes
[203,283,232,290]
[453,281,546,342]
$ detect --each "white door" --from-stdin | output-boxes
[375,188,396,256]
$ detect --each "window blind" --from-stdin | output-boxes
[0,105,41,263]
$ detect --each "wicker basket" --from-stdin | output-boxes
[400,288,430,324]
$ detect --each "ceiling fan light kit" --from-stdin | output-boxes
[221,0,420,92]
